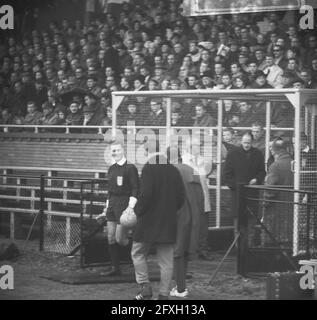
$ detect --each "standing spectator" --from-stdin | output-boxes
[223,131,266,238]
[132,141,185,300]
[23,101,43,125]
[263,139,294,245]
[167,146,204,298]
[251,122,266,156]
[272,45,288,70]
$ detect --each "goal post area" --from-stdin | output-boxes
[111,88,317,256]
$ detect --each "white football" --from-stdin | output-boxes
[120,208,137,228]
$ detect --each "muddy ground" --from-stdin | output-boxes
[0,239,266,300]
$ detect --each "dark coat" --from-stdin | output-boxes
[173,163,204,259]
[223,146,266,217]
[133,155,185,244]
[263,152,294,243]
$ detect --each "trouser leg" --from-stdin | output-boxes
[156,243,174,297]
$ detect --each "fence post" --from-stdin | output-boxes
[306,193,311,258]
[237,183,248,277]
[39,175,45,251]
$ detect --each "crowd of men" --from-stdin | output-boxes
[0,0,316,128]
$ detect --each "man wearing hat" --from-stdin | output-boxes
[200,71,215,89]
[82,92,104,126]
[250,70,273,89]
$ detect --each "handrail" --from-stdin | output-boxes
[244,184,317,195]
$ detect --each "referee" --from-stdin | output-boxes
[104,140,139,276]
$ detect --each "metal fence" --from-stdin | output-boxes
[0,172,108,255]
[237,184,317,276]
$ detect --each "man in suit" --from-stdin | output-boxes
[132,140,185,300]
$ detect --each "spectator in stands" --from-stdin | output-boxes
[23,101,43,125]
[82,93,104,126]
[238,101,257,127]
[86,76,102,97]
[66,102,83,126]
[221,73,233,89]
[251,122,266,156]
[223,100,238,127]
[262,54,283,88]
[299,70,317,89]
[250,70,273,89]
[40,102,59,125]
[272,45,288,70]
[193,104,216,127]
[222,127,237,161]
[144,98,166,126]
[119,102,142,126]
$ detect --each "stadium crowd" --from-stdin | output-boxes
[0,0,316,128]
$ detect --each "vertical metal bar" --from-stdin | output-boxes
[293,92,301,256]
[16,178,21,203]
[112,95,117,139]
[216,99,223,228]
[80,182,84,268]
[306,194,311,258]
[265,101,271,171]
[3,169,7,184]
[66,217,71,248]
[10,212,15,240]
[39,175,45,252]
[90,180,93,219]
[165,97,172,149]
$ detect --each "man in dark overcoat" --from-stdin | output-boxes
[223,131,266,238]
[132,142,185,300]
[263,139,294,245]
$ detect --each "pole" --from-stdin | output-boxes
[39,174,45,252]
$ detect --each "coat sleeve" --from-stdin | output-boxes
[264,163,279,201]
[255,151,266,184]
[134,164,153,217]
[175,169,186,211]
[223,150,236,190]
[127,164,139,199]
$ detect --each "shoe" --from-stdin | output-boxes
[156,294,169,300]
[170,287,189,298]
[134,284,152,300]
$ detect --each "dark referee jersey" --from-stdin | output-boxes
[106,157,139,222]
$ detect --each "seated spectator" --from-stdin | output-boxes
[144,98,166,126]
[299,70,317,89]
[262,54,283,88]
[193,104,216,127]
[223,99,238,126]
[284,58,301,79]
[0,108,15,125]
[231,74,249,89]
[55,106,67,125]
[171,103,187,127]
[82,92,104,125]
[249,70,273,89]
[23,101,43,125]
[119,102,143,126]
[86,76,102,97]
[66,102,83,126]
[40,102,59,125]
[221,73,233,89]
[272,45,288,70]
[238,101,257,127]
